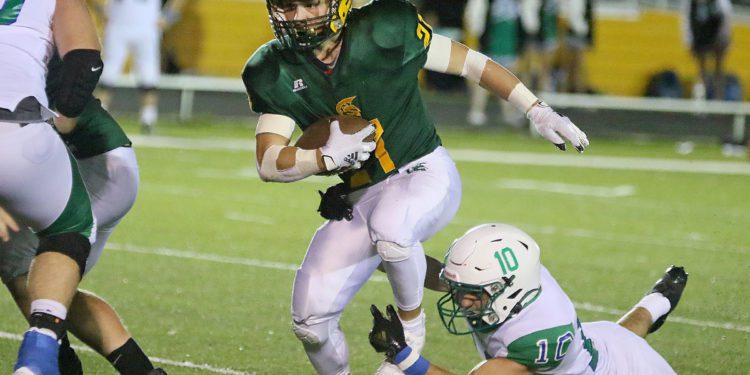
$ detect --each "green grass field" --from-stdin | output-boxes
[1,118,748,374]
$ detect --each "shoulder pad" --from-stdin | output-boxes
[242,41,282,91]
[360,0,418,50]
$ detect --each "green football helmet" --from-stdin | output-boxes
[266,0,353,51]
[437,224,542,335]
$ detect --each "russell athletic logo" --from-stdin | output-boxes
[293,79,308,93]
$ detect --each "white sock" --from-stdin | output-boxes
[635,293,671,322]
[30,299,67,320]
[30,299,67,341]
[400,310,426,353]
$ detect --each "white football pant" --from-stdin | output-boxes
[291,146,461,374]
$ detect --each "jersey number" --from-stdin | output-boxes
[370,118,395,173]
[416,14,432,49]
[535,332,574,364]
[0,0,25,25]
[493,247,518,275]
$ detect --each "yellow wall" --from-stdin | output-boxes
[164,4,748,99]
[164,0,274,76]
[586,10,750,99]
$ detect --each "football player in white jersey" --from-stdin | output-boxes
[0,0,107,374]
[0,47,167,374]
[369,224,686,375]
[95,0,185,133]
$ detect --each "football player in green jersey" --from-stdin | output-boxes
[0,52,166,375]
[369,224,685,375]
[243,0,588,373]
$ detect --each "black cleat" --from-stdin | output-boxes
[147,368,168,375]
[647,265,688,333]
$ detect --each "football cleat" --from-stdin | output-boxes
[647,265,688,333]
[14,330,60,375]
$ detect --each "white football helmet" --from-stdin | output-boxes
[437,224,542,335]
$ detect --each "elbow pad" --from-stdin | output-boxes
[55,49,103,117]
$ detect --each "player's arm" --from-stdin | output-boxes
[255,114,375,182]
[52,0,103,119]
[423,35,589,152]
[469,358,531,375]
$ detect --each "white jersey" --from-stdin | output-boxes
[105,0,161,28]
[0,0,55,111]
[472,266,598,374]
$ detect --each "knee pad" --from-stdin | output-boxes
[37,232,91,277]
[292,320,326,346]
[376,241,411,262]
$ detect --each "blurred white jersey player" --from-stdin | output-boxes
[97,0,162,132]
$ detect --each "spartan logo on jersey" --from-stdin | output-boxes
[292,79,308,93]
[335,96,361,117]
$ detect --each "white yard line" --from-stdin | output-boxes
[130,135,750,176]
[0,332,253,375]
[495,179,636,197]
[224,212,275,225]
[106,243,748,333]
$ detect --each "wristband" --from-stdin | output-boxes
[508,83,540,114]
[394,346,430,375]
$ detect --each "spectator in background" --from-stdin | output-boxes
[419,0,469,92]
[465,0,526,127]
[95,0,185,133]
[683,0,732,100]
[518,0,559,92]
[559,0,594,93]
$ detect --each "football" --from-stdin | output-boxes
[294,115,375,150]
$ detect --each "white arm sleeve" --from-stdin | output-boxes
[425,34,489,84]
[424,34,452,73]
[257,145,321,183]
[255,113,296,138]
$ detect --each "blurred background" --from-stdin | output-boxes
[89,0,750,156]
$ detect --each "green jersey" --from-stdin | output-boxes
[243,0,442,190]
[46,53,131,159]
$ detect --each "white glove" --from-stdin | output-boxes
[527,102,589,152]
[320,120,377,172]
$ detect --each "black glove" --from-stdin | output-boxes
[317,183,353,221]
[369,304,408,362]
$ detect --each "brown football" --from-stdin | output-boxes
[294,115,374,150]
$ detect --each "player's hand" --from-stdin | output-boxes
[0,206,19,242]
[369,304,408,362]
[320,120,376,172]
[527,102,589,153]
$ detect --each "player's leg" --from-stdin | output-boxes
[133,27,161,132]
[291,204,382,375]
[617,265,688,337]
[78,146,139,273]
[583,321,676,374]
[97,26,130,109]
[368,147,462,352]
[0,122,94,374]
